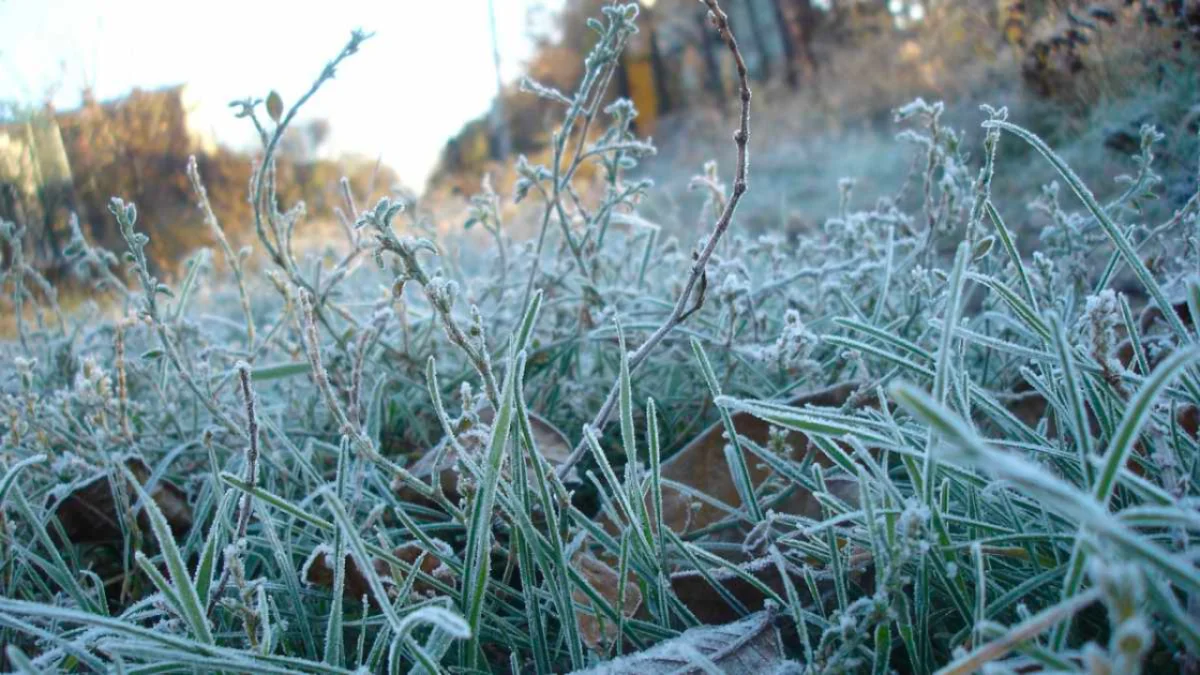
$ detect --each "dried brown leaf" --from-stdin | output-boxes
[572,608,788,674]
[604,382,867,550]
[302,541,445,604]
[302,546,387,602]
[48,456,192,545]
[403,405,576,504]
[571,551,643,653]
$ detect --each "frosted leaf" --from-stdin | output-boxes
[763,309,819,372]
[571,609,785,674]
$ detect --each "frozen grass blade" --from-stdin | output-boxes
[0,454,46,507]
[5,645,41,675]
[1053,345,1200,647]
[121,464,213,644]
[515,392,584,669]
[984,201,1038,312]
[323,438,351,666]
[462,349,523,668]
[195,490,237,606]
[1050,314,1095,487]
[984,119,1190,342]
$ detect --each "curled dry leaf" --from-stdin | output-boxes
[603,381,868,551]
[302,541,445,604]
[572,608,788,675]
[1005,303,1200,476]
[572,551,643,653]
[48,456,192,545]
[667,543,873,626]
[301,545,390,602]
[402,405,577,504]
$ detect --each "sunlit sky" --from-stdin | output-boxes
[0,0,560,189]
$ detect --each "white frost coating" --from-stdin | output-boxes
[299,543,336,586]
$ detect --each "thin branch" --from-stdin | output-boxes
[207,362,261,615]
[557,0,752,480]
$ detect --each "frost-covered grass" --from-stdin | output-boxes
[2,2,1200,673]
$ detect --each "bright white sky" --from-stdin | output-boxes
[0,0,560,189]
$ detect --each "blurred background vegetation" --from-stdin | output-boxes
[2,0,1198,287]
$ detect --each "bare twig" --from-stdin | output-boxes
[360,204,503,408]
[937,589,1101,675]
[234,30,370,355]
[114,320,132,441]
[233,362,260,542]
[557,0,752,480]
[188,156,256,347]
[207,362,261,615]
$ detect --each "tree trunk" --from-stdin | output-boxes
[743,0,773,82]
[486,0,511,161]
[647,13,672,116]
[792,0,820,78]
[697,9,725,101]
[772,0,800,89]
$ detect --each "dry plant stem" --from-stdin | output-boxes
[518,26,629,313]
[2,225,30,353]
[297,290,454,514]
[373,237,501,407]
[15,261,66,336]
[250,32,368,271]
[154,322,246,440]
[115,321,132,440]
[318,181,368,307]
[243,32,367,354]
[348,327,373,426]
[108,197,246,440]
[187,157,256,347]
[937,589,1102,675]
[233,363,260,542]
[556,0,752,480]
[208,363,262,614]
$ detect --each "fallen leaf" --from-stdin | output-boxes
[302,545,387,602]
[603,382,867,551]
[1177,403,1200,439]
[403,405,577,504]
[572,551,643,653]
[48,456,192,545]
[1138,298,1193,335]
[302,541,446,604]
[666,544,873,626]
[391,541,450,597]
[571,608,789,674]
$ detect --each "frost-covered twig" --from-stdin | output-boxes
[557,0,752,480]
[188,156,256,347]
[207,362,261,614]
[357,199,502,408]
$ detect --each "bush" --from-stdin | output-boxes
[1,2,1199,672]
